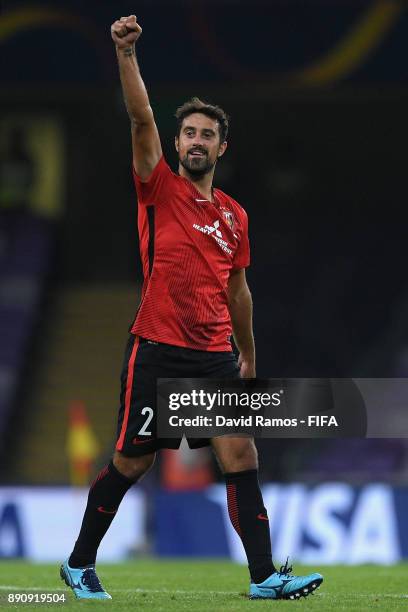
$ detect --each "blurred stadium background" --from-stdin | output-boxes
[1,0,408,568]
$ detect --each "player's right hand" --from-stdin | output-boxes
[111,15,142,48]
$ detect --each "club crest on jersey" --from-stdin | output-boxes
[193,220,233,255]
[222,210,235,230]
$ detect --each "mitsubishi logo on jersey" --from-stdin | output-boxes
[193,219,233,255]
[205,219,222,238]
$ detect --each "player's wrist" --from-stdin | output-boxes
[240,353,255,365]
[116,44,135,56]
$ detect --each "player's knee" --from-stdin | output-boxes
[113,450,155,482]
[214,438,258,473]
[230,441,258,471]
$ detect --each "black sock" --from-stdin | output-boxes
[69,461,134,568]
[225,469,276,583]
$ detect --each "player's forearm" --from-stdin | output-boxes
[229,289,256,363]
[116,46,153,126]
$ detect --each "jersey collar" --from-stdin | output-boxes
[179,174,221,208]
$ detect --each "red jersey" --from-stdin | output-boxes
[131,156,250,351]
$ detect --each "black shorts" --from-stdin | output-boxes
[115,336,241,457]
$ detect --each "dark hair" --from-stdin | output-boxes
[175,97,229,142]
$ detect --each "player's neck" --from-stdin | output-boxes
[179,166,215,202]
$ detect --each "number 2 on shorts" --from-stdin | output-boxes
[138,406,154,436]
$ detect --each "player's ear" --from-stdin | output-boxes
[218,140,227,158]
[175,136,179,153]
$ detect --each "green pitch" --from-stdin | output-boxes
[0,560,407,611]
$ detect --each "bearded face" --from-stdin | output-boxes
[176,112,227,179]
[179,145,216,177]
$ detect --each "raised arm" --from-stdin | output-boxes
[111,15,162,180]
[227,268,256,378]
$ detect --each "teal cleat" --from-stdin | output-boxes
[249,559,323,600]
[60,560,112,600]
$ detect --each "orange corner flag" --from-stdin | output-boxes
[66,401,100,486]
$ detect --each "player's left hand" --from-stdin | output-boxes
[111,15,142,48]
[238,354,256,378]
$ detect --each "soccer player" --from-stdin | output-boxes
[60,15,323,601]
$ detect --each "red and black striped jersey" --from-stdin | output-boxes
[131,156,250,351]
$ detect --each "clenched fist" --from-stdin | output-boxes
[111,15,142,48]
